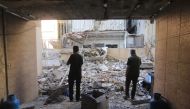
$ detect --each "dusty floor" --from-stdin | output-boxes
[36,49,152,109]
[33,92,149,109]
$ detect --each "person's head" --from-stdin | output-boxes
[73,46,79,53]
[130,49,136,56]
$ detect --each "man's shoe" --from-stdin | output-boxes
[70,99,73,102]
[131,97,136,101]
[123,95,129,100]
[76,99,80,102]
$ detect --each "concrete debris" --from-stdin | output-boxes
[39,48,153,106]
[42,49,60,60]
[98,64,108,71]
[67,32,87,39]
[38,64,69,95]
[82,48,107,61]
[109,92,149,109]
[42,60,61,68]
[42,49,62,68]
[81,90,109,109]
[44,85,69,105]
[141,58,154,69]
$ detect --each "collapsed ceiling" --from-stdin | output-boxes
[0,0,175,20]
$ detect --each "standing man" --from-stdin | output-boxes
[67,46,83,102]
[124,49,141,100]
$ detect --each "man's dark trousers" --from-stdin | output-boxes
[125,77,138,99]
[68,78,81,101]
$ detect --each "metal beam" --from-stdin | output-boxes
[0,4,7,9]
[0,3,29,21]
[6,10,29,21]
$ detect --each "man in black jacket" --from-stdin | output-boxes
[67,46,83,102]
[124,49,141,100]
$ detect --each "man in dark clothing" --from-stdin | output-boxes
[124,49,141,100]
[67,46,83,102]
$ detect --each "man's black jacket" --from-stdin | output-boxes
[67,53,83,80]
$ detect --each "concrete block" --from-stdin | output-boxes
[166,37,179,62]
[155,60,166,80]
[155,40,167,61]
[156,16,168,41]
[0,73,5,89]
[178,63,190,82]
[153,78,165,96]
[179,34,190,64]
[176,90,190,109]
[156,20,159,41]
[180,9,190,35]
[165,63,179,85]
[0,88,6,99]
[178,63,190,94]
[165,86,177,109]
[165,63,178,104]
[167,9,180,37]
[178,79,190,94]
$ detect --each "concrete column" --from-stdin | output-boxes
[35,21,42,76]
[6,13,38,103]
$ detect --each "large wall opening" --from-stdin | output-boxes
[0,1,190,109]
[38,19,155,109]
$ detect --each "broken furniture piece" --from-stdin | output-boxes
[81,90,109,109]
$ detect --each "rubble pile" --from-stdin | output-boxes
[39,49,153,107]
[82,48,107,61]
[83,48,106,57]
[38,65,69,94]
[81,60,126,91]
[42,49,62,68]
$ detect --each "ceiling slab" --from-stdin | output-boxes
[0,0,174,20]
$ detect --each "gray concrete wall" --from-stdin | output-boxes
[85,36,125,48]
[5,14,38,103]
[154,7,190,109]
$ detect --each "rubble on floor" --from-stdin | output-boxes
[33,93,149,109]
[38,49,153,108]
[109,92,149,109]
[38,65,69,95]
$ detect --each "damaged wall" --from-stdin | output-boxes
[107,48,150,60]
[85,35,125,48]
[0,10,6,99]
[154,6,190,109]
[6,14,38,103]
[70,20,126,32]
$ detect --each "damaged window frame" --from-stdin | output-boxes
[126,35,144,48]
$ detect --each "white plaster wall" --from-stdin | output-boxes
[84,36,125,48]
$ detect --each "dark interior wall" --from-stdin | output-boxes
[0,9,6,99]
[154,6,190,109]
[4,13,38,103]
